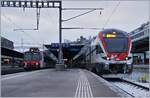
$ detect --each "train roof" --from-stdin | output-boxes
[100,29,129,37]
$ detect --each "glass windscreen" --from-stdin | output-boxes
[104,38,128,52]
[24,52,41,61]
[24,52,32,60]
[32,53,41,60]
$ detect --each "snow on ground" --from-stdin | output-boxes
[123,78,149,88]
[112,82,150,97]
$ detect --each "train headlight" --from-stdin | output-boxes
[35,62,39,65]
[107,57,110,60]
[125,57,128,60]
[24,62,27,66]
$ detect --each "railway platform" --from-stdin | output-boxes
[1,65,25,75]
[1,68,129,97]
[133,64,149,69]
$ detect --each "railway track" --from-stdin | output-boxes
[103,77,149,97]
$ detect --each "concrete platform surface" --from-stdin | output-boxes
[133,64,149,69]
[1,69,123,97]
[1,65,25,75]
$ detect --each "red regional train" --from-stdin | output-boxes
[23,47,43,70]
[85,29,133,74]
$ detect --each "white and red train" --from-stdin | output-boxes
[23,48,43,70]
[23,47,58,70]
[85,29,133,74]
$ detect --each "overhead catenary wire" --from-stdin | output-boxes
[102,1,120,29]
[14,42,42,45]
[62,27,102,30]
[14,46,42,48]
[62,8,104,10]
[62,7,104,22]
[61,8,104,29]
[62,9,96,22]
[13,7,41,31]
[1,11,42,45]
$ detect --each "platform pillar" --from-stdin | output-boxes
[55,64,65,71]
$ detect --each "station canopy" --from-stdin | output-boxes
[45,43,84,62]
[1,47,23,58]
[131,37,149,53]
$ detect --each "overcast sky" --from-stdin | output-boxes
[1,0,149,51]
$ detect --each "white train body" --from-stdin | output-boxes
[85,29,133,74]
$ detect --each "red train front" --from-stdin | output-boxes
[23,48,42,70]
[86,29,133,74]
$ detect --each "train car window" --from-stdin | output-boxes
[96,45,102,54]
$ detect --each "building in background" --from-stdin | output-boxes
[1,36,23,66]
[1,37,14,50]
[129,21,149,65]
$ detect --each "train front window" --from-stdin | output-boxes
[24,52,41,61]
[24,53,32,60]
[32,53,41,60]
[104,38,128,52]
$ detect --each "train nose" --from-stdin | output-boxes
[109,54,124,61]
[110,54,117,60]
[116,58,120,61]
